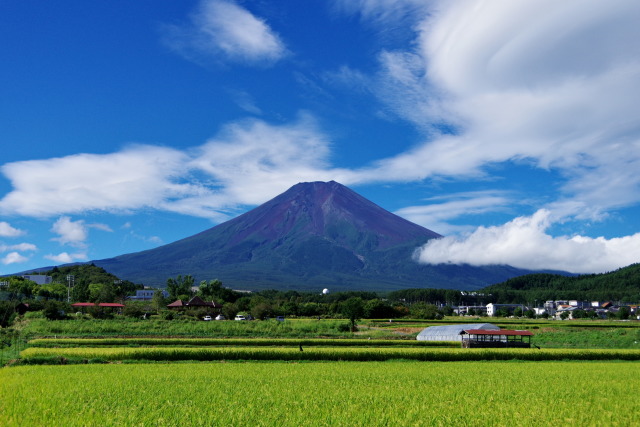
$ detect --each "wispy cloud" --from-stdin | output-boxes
[359,0,640,221]
[163,0,288,66]
[0,115,349,221]
[395,191,514,235]
[415,209,640,274]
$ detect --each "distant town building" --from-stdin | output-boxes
[22,275,53,285]
[128,289,169,301]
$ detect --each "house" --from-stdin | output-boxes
[166,296,222,313]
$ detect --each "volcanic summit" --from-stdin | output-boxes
[94,181,530,290]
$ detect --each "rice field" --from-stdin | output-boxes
[27,337,457,347]
[1,361,638,426]
[20,345,640,362]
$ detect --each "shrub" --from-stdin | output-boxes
[43,301,68,321]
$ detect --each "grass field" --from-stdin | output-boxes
[2,361,638,426]
[17,317,640,348]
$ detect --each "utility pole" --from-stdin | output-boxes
[66,275,75,303]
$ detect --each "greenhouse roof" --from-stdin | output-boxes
[416,323,500,341]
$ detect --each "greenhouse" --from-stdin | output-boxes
[416,323,500,342]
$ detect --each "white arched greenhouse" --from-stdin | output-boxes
[416,323,500,342]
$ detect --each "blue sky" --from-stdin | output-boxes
[1,0,639,278]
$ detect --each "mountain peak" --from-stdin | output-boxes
[93,181,531,291]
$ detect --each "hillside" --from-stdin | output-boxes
[481,263,640,303]
[92,181,538,291]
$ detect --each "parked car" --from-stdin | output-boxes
[203,315,212,321]
[215,314,225,320]
[234,315,247,321]
[276,316,285,322]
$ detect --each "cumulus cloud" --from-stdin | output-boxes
[415,210,640,273]
[163,0,287,66]
[1,252,28,265]
[50,217,88,246]
[0,221,24,237]
[44,252,88,264]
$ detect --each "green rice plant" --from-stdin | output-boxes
[1,361,638,426]
[20,346,640,362]
[28,337,457,348]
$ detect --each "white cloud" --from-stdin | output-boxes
[164,0,287,66]
[50,216,88,246]
[44,252,88,264]
[187,114,352,209]
[0,115,354,221]
[333,0,428,27]
[343,1,640,216]
[228,89,262,115]
[395,191,513,235]
[0,145,195,217]
[87,223,113,233]
[2,252,28,265]
[0,221,24,237]
[0,243,37,252]
[415,210,640,274]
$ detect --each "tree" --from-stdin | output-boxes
[151,290,166,313]
[43,301,68,320]
[363,299,394,319]
[340,297,364,332]
[572,309,587,319]
[0,302,17,328]
[251,302,273,320]
[167,275,195,301]
[222,302,240,320]
[198,279,223,301]
[617,306,630,320]
[410,303,440,320]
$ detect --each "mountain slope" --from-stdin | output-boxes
[482,263,640,302]
[94,181,538,291]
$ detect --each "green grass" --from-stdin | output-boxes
[532,327,640,348]
[20,318,368,339]
[1,361,638,426]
